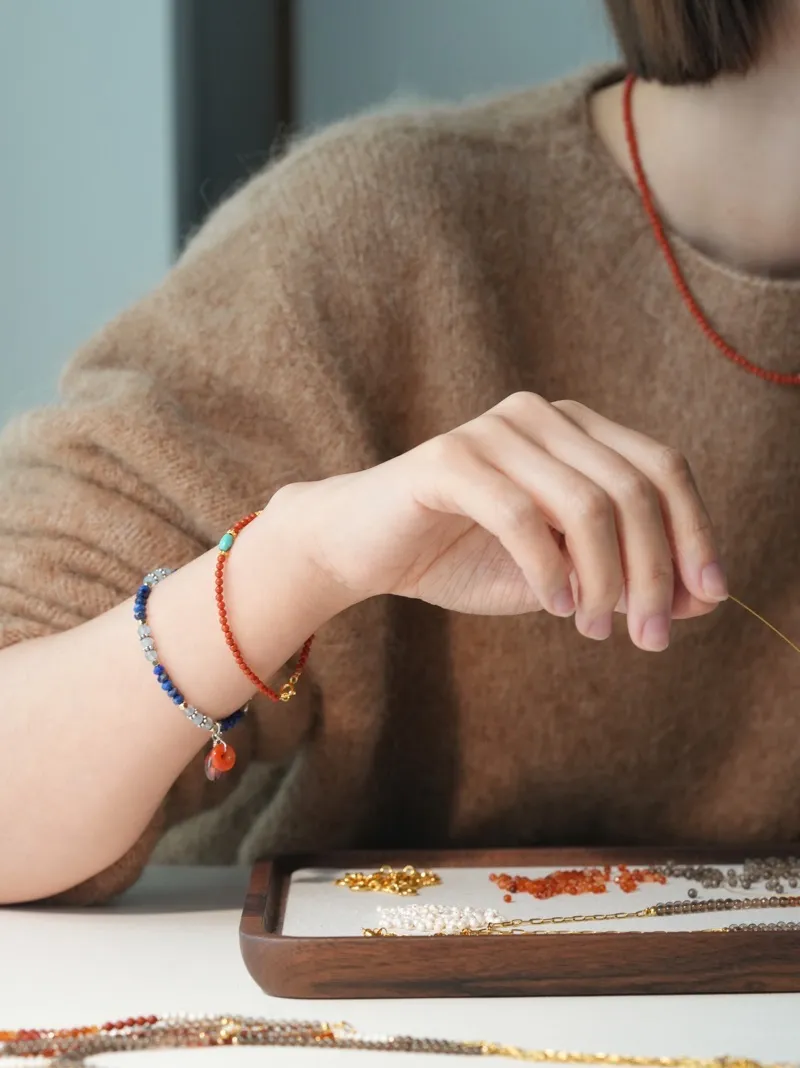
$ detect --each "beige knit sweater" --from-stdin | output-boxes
[1,69,798,904]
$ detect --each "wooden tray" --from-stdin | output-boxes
[239,847,800,999]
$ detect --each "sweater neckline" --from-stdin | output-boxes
[576,67,800,293]
[559,66,800,378]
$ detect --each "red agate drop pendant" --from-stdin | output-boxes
[204,740,236,781]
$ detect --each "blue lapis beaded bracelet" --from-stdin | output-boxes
[135,568,246,781]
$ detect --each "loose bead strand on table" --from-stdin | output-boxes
[0,1014,792,1067]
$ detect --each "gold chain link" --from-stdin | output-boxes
[471,1050,771,1068]
[335,865,442,896]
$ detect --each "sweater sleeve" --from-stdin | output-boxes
[0,112,439,903]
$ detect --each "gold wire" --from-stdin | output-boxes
[729,595,800,656]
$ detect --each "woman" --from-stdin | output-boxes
[0,0,797,905]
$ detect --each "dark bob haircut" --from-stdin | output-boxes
[604,0,780,85]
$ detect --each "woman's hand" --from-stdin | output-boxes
[273,393,727,652]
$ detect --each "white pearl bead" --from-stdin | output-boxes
[377,901,507,935]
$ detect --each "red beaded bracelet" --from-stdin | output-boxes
[215,511,314,701]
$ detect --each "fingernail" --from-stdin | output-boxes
[552,587,575,617]
[701,562,728,602]
[585,614,613,640]
[641,614,671,652]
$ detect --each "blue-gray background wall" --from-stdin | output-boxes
[0,0,173,422]
[0,0,616,424]
[297,0,616,128]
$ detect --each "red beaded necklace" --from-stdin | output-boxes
[622,74,800,388]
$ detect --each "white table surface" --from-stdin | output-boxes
[1,866,799,1066]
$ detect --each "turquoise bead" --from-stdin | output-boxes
[218,532,235,553]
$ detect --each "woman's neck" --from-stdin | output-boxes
[593,32,800,276]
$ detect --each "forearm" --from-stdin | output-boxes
[0,506,343,904]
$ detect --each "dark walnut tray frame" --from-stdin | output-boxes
[239,847,800,999]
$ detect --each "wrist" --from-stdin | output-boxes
[130,497,345,741]
[241,493,359,637]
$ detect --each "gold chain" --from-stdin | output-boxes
[471,1048,771,1067]
[364,908,656,937]
[478,895,800,935]
[363,925,798,938]
[488,907,656,929]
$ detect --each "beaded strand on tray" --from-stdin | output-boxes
[469,893,800,936]
[214,511,314,702]
[366,894,800,938]
[364,920,800,938]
